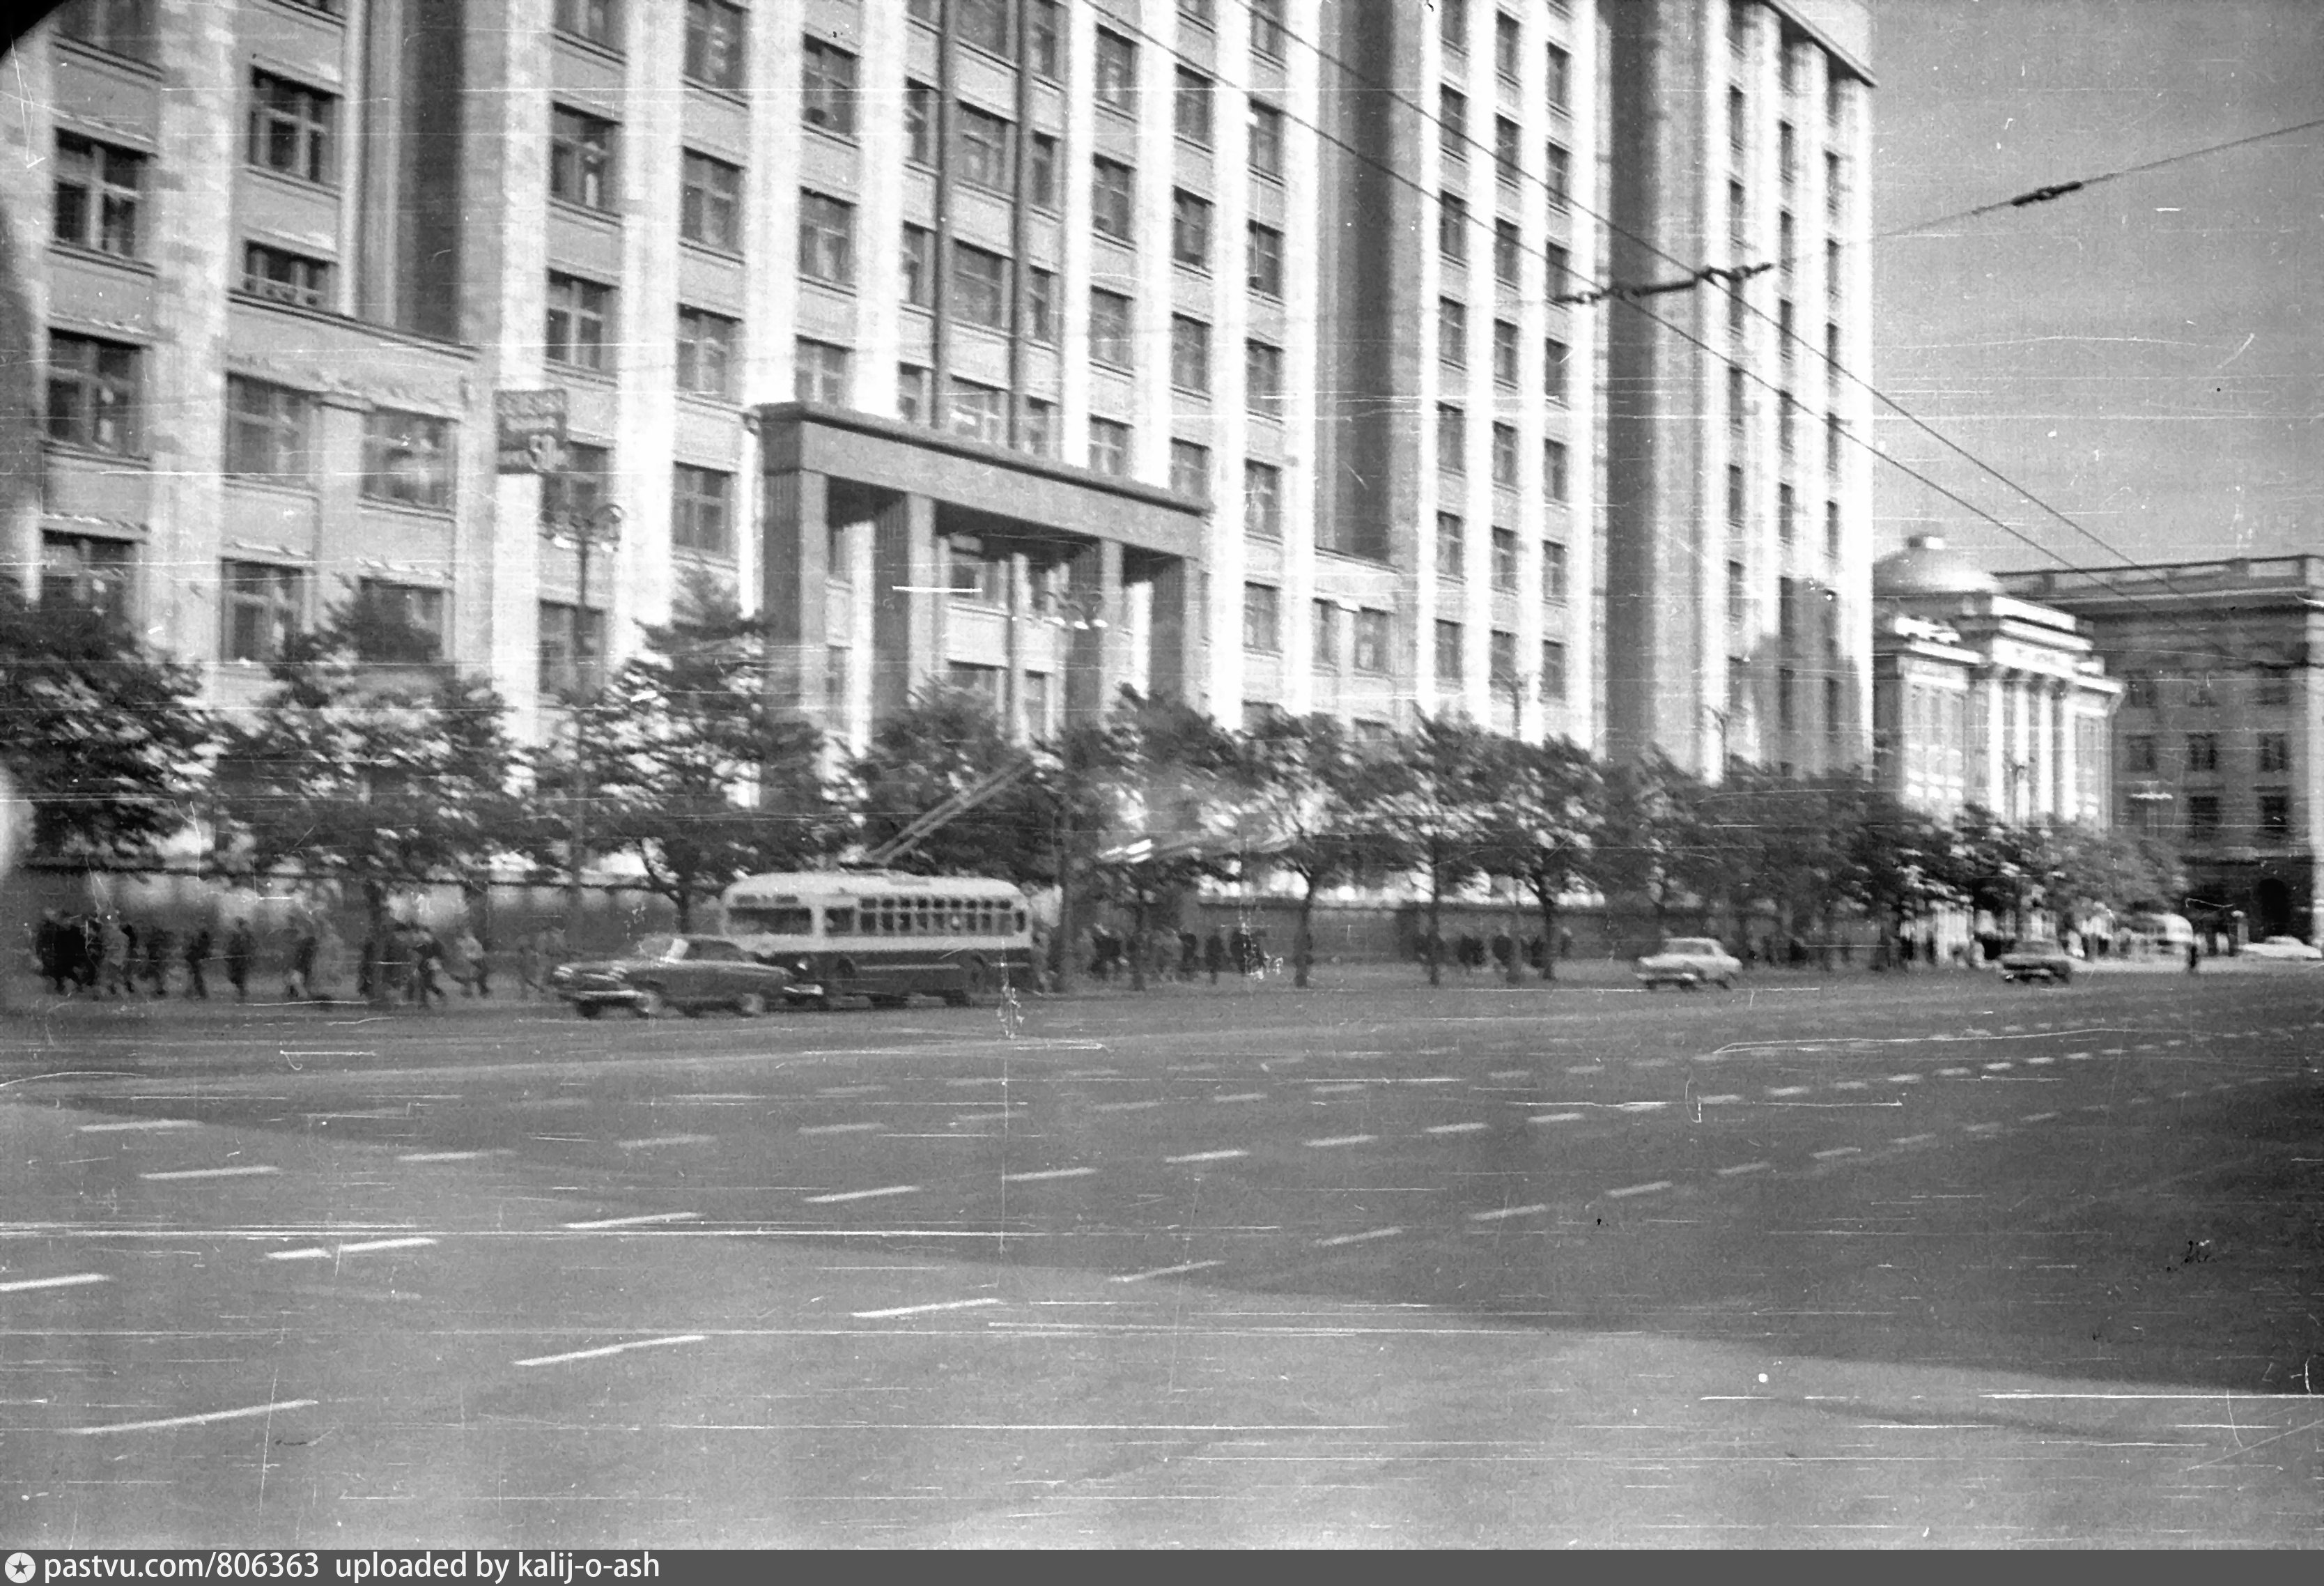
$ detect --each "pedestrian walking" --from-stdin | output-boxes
[1177,930,1199,982]
[98,916,131,998]
[65,914,94,991]
[35,911,69,995]
[224,920,255,1003]
[440,926,477,998]
[414,927,449,1006]
[2185,939,2201,974]
[518,930,545,999]
[180,925,211,1001]
[142,921,171,998]
[469,928,493,998]
[1204,927,1227,985]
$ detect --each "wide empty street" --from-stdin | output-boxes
[4,968,2322,1546]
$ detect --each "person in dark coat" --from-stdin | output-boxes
[1203,927,1228,985]
[180,925,211,1001]
[1178,930,1200,981]
[142,921,171,998]
[1228,925,1253,978]
[35,913,65,994]
[224,921,255,1003]
[1491,930,1514,972]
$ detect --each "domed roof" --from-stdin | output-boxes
[1873,534,2002,599]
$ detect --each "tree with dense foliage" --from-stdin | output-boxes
[1944,805,2043,939]
[1355,714,1498,986]
[1475,734,1603,982]
[1840,787,1966,961]
[1077,693,1244,991]
[1595,750,1702,946]
[2022,819,2186,932]
[847,685,1058,886]
[1228,713,1379,987]
[0,578,210,870]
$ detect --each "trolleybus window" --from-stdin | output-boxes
[728,903,813,935]
[824,905,855,934]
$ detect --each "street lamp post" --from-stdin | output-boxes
[542,498,624,939]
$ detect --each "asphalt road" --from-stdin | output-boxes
[3,966,2322,1546]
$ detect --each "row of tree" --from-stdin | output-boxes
[3,576,2186,997]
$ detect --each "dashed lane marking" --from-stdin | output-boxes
[1487,1069,1533,1081]
[1698,1093,1744,1105]
[1528,1112,1586,1125]
[1306,1134,1377,1148]
[851,1298,1004,1321]
[399,1150,512,1163]
[1425,1121,1491,1135]
[1000,1167,1096,1183]
[1830,1081,1870,1091]
[1605,1180,1674,1199]
[1565,1065,1606,1075]
[805,1184,921,1204]
[1937,1068,1971,1078]
[1811,1146,1862,1162]
[1766,1086,1812,1098]
[1316,1226,1404,1247]
[798,1122,885,1136]
[268,1236,437,1263]
[1469,1203,1549,1222]
[2024,1056,2055,1066]
[1887,1075,1923,1084]
[1964,1122,2006,1135]
[2022,1111,2060,1123]
[1891,1133,1939,1147]
[77,1119,196,1134]
[1092,1100,1166,1113]
[1715,1162,1773,1178]
[1165,1149,1249,1164]
[617,1134,713,1151]
[1616,1101,1671,1113]
[1111,1261,1222,1284]
[0,1272,109,1293]
[1308,1083,1369,1095]
[2066,1051,2093,1061]
[1211,1092,1268,1103]
[70,1400,319,1435]
[140,1166,279,1182]
[563,1212,700,1231]
[515,1334,706,1368]
[1982,1062,2015,1072]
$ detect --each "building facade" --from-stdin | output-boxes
[1999,557,2324,942]
[3,0,1865,771]
[1871,535,2119,825]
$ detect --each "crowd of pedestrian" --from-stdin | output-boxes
[1078,923,1271,985]
[1414,926,1577,977]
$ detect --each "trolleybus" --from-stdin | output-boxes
[720,870,1035,1008]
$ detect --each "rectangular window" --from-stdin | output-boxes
[1728,364,1746,428]
[1726,464,1745,525]
[223,374,311,478]
[1490,629,1517,686]
[1170,440,1211,500]
[1027,266,1056,343]
[221,561,303,663]
[1175,67,1214,146]
[1547,43,1570,110]
[1492,320,1519,387]
[1440,0,1469,49]
[54,0,156,61]
[2258,732,2290,773]
[1825,499,1841,561]
[1438,297,1467,369]
[1181,0,1215,29]
[1544,438,1569,502]
[249,71,336,185]
[956,102,1015,192]
[1250,0,1286,60]
[1248,102,1285,179]
[1544,337,1569,403]
[540,440,610,525]
[538,600,607,700]
[1436,512,1465,582]
[1491,423,1519,486]
[951,241,1010,329]
[1246,341,1285,419]
[683,0,746,91]
[901,224,934,307]
[242,243,333,309]
[1827,413,1845,477]
[1777,482,1796,542]
[949,543,1005,605]
[1491,528,1518,592]
[53,134,143,259]
[360,409,452,509]
[1244,461,1282,539]
[957,0,1013,56]
[45,331,140,454]
[1544,242,1568,298]
[545,272,612,369]
[1171,190,1212,269]
[680,150,742,249]
[2187,794,2222,838]
[1313,601,1340,671]
[1544,541,1568,603]
[2185,732,2220,773]
[947,378,1005,445]
[1495,10,1521,78]
[676,307,738,397]
[2124,672,2155,710]
[42,532,134,626]
[1494,116,1521,185]
[2256,667,2293,707]
[904,81,936,164]
[1247,222,1284,298]
[554,0,619,49]
[671,463,734,555]
[1030,0,1061,76]
[897,364,932,424]
[1093,29,1137,111]
[1728,180,1746,252]
[2125,734,2156,774]
[1170,315,1211,393]
[1779,668,1797,732]
[1243,583,1280,652]
[1439,192,1469,263]
[801,38,859,135]
[549,105,616,210]
[1779,121,1796,187]
[1354,609,1390,674]
[1494,220,1521,286]
[1021,397,1056,457]
[1436,404,1466,475]
[1440,87,1468,162]
[2259,792,2292,840]
[1825,677,1843,742]
[1088,417,1131,477]
[353,579,446,662]
[1545,141,1570,207]
[1089,288,1134,367]
[1091,157,1135,241]
[1028,132,1059,207]
[1435,619,1464,684]
[793,337,850,404]
[1540,640,1567,701]
[797,191,855,285]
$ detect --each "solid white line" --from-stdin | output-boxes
[1110,1261,1222,1284]
[1425,1122,1490,1135]
[1305,1134,1377,1148]
[514,1334,706,1368]
[2022,1111,2060,1124]
[1616,1101,1670,1113]
[399,1150,508,1163]
[1605,1180,1673,1199]
[1211,1092,1268,1103]
[0,1272,109,1294]
[1165,1149,1248,1164]
[806,1184,920,1204]
[1308,1083,1369,1095]
[563,1212,700,1231]
[1469,1203,1549,1222]
[267,1248,331,1263]
[1811,1146,1862,1161]
[1316,1226,1403,1247]
[798,1122,884,1136]
[333,1236,436,1256]
[1766,1086,1811,1098]
[71,1399,319,1435]
[851,1298,1002,1321]
[140,1166,278,1182]
[1887,1075,1923,1084]
[1000,1167,1095,1183]
[1715,1162,1772,1178]
[78,1119,196,1134]
[1891,1133,1939,1147]
[617,1133,712,1150]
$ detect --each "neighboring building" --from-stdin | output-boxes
[1871,536,2119,826]
[1998,556,2324,943]
[3,0,1863,773]
[1599,0,1875,778]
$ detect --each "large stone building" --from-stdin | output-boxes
[3,0,1872,772]
[1999,556,2324,942]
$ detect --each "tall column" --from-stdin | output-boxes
[1145,557,1202,708]
[1983,669,2006,815]
[1063,538,1124,724]
[2013,673,2036,822]
[871,491,942,724]
[2031,676,2055,819]
[762,470,829,718]
[1004,551,1031,744]
[2058,687,2081,824]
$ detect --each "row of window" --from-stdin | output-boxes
[1438,302,1570,396]
[1430,410,1575,495]
[1442,194,1574,294]
[2121,670,2296,709]
[2125,732,2295,776]
[1439,89,1574,202]
[1435,0,1576,110]
[2140,792,2297,842]
[1428,521,1570,603]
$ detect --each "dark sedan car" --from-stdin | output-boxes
[1998,941,2075,985]
[550,934,793,1018]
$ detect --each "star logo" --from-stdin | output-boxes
[6,1551,37,1585]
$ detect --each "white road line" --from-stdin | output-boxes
[1000,1167,1096,1183]
[1469,1203,1549,1222]
[2024,1056,2055,1066]
[140,1166,278,1182]
[1982,1062,2014,1072]
[1211,1092,1268,1103]
[70,1399,318,1435]
[1316,1226,1404,1247]
[2021,1111,2060,1124]
[267,1236,437,1263]
[1306,1134,1377,1148]
[1811,1146,1862,1161]
[1891,1133,1939,1147]
[1487,1070,1533,1081]
[77,1119,196,1134]
[1617,1101,1671,1113]
[616,1133,712,1151]
[1308,1082,1369,1095]
[816,1085,888,1097]
[1110,1260,1221,1284]
[951,1112,1016,1125]
[1165,1149,1249,1164]
[515,1334,706,1368]
[1830,1081,1870,1092]
[1565,1065,1606,1075]
[1528,1112,1586,1125]
[2101,1047,2127,1056]
[1698,1093,1744,1105]
[852,1298,1004,1321]
[1766,1086,1811,1098]
[399,1150,510,1163]
[1964,1121,2006,1134]
[0,1272,109,1294]
[805,1184,920,1204]
[1425,1122,1490,1135]
[1605,1180,1673,1199]
[1092,1100,1165,1113]
[798,1121,884,1136]
[1937,1068,1971,1077]
[1715,1161,1773,1178]
[2066,1051,2094,1061]
[1402,1077,1464,1086]
[563,1212,700,1231]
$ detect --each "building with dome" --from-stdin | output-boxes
[1870,534,2119,824]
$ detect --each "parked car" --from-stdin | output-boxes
[1635,937,1740,990]
[550,934,793,1018]
[1998,941,2075,985]
[2243,935,2323,962]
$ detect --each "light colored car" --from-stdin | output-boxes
[550,934,794,1018]
[1635,937,1740,990]
[2243,935,2323,962]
